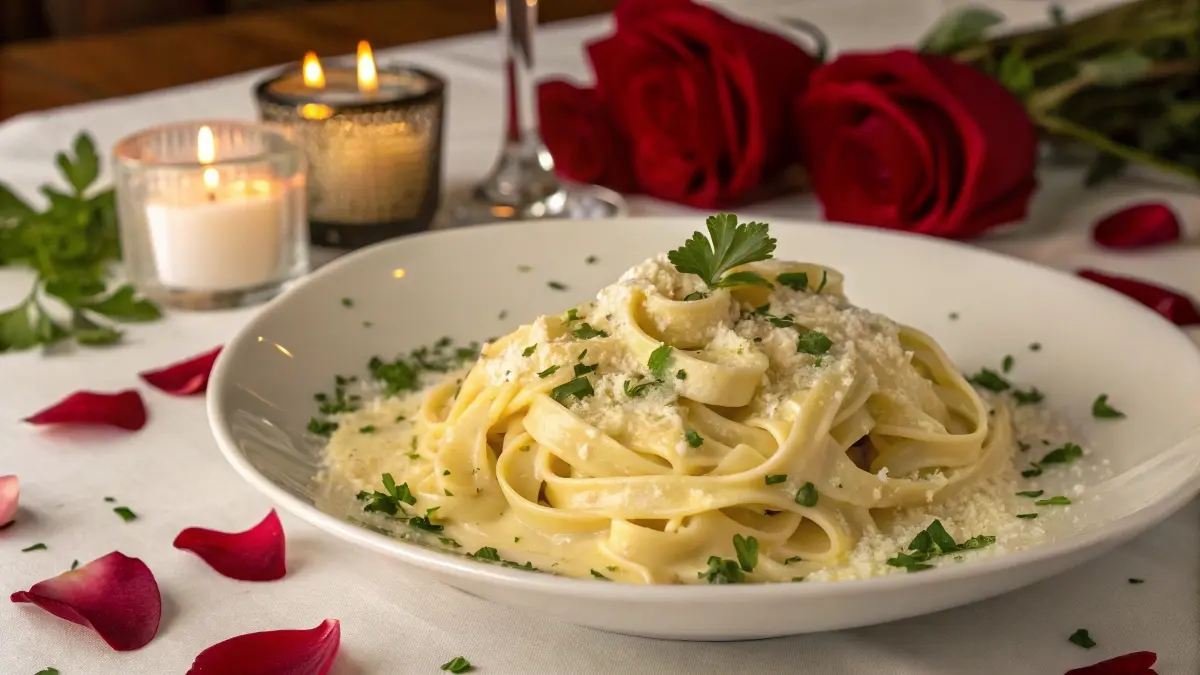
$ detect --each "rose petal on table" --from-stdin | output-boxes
[0,475,18,528]
[174,509,286,581]
[1078,269,1200,326]
[9,551,162,651]
[1064,651,1157,675]
[23,390,148,430]
[139,346,222,396]
[186,619,340,675]
[1093,203,1181,250]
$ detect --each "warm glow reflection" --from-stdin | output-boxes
[274,343,294,358]
[392,268,407,279]
[301,103,334,120]
[197,126,219,191]
[302,51,325,88]
[357,40,378,94]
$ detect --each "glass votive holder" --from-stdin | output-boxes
[254,61,445,249]
[112,121,309,310]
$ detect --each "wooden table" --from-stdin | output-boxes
[0,0,617,120]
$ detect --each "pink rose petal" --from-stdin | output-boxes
[0,475,18,528]
[187,619,341,675]
[1093,203,1181,250]
[10,551,162,651]
[24,390,147,430]
[1078,269,1200,326]
[139,347,222,396]
[174,509,287,581]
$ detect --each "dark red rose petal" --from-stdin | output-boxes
[174,509,287,581]
[24,390,147,430]
[10,551,162,651]
[0,474,18,527]
[1078,269,1200,326]
[1093,203,1181,250]
[1065,651,1157,675]
[187,619,340,675]
[139,346,222,396]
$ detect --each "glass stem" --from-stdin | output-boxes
[500,0,539,144]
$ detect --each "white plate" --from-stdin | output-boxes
[208,217,1200,640]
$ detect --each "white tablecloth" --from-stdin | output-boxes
[2,2,1197,673]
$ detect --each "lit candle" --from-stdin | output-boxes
[145,126,290,292]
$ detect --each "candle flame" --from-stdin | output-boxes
[357,40,378,94]
[197,126,219,191]
[301,103,334,120]
[302,51,325,88]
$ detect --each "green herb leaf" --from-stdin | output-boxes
[698,555,745,584]
[794,482,818,507]
[1011,387,1044,405]
[1083,48,1152,86]
[358,425,376,434]
[71,311,121,346]
[548,281,567,291]
[648,344,672,378]
[537,365,559,378]
[685,430,704,448]
[796,330,832,356]
[438,537,461,548]
[1040,442,1083,465]
[572,323,608,340]
[34,668,60,675]
[522,344,536,357]
[783,556,802,565]
[968,368,1010,392]
[471,547,501,561]
[918,6,1003,54]
[1092,394,1125,419]
[776,272,809,291]
[440,656,474,673]
[0,302,39,351]
[551,376,594,404]
[590,569,611,580]
[997,48,1035,97]
[22,543,47,552]
[925,520,959,553]
[1035,495,1071,506]
[815,271,828,293]
[765,474,787,485]
[1016,513,1038,519]
[623,379,659,398]
[78,286,162,323]
[732,534,759,572]
[667,213,776,288]
[113,506,137,522]
[676,370,687,380]
[408,507,444,532]
[711,270,773,290]
[1021,463,1044,478]
[1068,628,1096,649]
[1016,490,1044,498]
[573,362,597,377]
[1001,355,1014,373]
[1128,578,1144,584]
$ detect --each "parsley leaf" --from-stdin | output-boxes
[1011,387,1044,405]
[522,344,536,357]
[537,365,559,378]
[699,555,745,584]
[551,376,594,404]
[685,430,704,447]
[648,344,672,378]
[22,543,47,552]
[547,281,567,291]
[794,482,818,507]
[732,534,759,572]
[1040,442,1083,465]
[1021,463,1044,478]
[408,507,444,532]
[815,271,828,293]
[777,272,809,291]
[1092,394,1125,419]
[667,213,776,289]
[573,362,597,377]
[1002,355,1014,373]
[623,379,659,397]
[783,556,803,565]
[113,506,137,522]
[1128,578,1145,584]
[797,330,832,355]
[968,368,1010,392]
[765,474,787,485]
[676,369,687,380]
[712,270,772,290]
[471,547,501,561]
[885,519,996,572]
[1035,495,1071,506]
[1068,629,1096,649]
[590,569,611,580]
[440,656,474,673]
[35,669,60,675]
[1016,490,1044,498]
[1016,513,1038,519]
[571,323,608,339]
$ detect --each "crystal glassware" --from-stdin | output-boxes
[449,0,625,225]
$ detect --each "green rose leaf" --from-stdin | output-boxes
[918,6,1005,54]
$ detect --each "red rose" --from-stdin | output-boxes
[584,0,815,207]
[537,79,636,193]
[798,50,1038,238]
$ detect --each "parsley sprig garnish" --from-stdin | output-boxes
[732,534,759,572]
[1,133,163,352]
[667,213,776,290]
[356,473,417,516]
[699,555,744,584]
[1092,394,1125,419]
[440,656,474,673]
[885,519,995,572]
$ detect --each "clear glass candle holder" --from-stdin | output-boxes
[113,121,308,310]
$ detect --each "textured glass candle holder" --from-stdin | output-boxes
[255,64,445,249]
[113,121,309,310]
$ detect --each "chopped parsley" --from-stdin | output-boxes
[1017,441,1031,452]
[585,255,598,264]
[22,543,47,552]
[471,547,501,561]
[104,496,115,502]
[590,569,611,580]
[497,310,507,320]
[522,344,536,357]
[685,430,704,447]
[564,308,580,322]
[537,365,559,378]
[885,519,995,572]
[1068,629,1096,649]
[667,213,776,290]
[35,669,59,675]
[307,418,338,436]
[357,473,416,516]
[796,330,832,356]
[777,272,809,291]
[551,376,594,404]
[1092,394,1125,419]
[577,349,587,361]
[1029,342,1041,351]
[1040,442,1083,465]
[732,534,759,572]
[1021,464,1044,478]
[70,560,79,570]
[1035,495,1071,506]
[765,474,787,485]
[968,368,1010,392]
[1128,578,1145,584]
[794,482,818,507]
[517,264,532,273]
[623,379,659,397]
[768,314,795,328]
[683,291,706,301]
[1011,387,1044,405]
[113,506,137,522]
[783,556,803,565]
[815,270,828,293]
[699,555,744,584]
[358,425,376,434]
[1016,490,1044,498]
[440,656,474,673]
[571,323,608,339]
[1002,355,1014,373]
[949,312,959,320]
[1016,513,1038,519]
[341,297,353,307]
[573,362,598,377]
[547,281,567,291]
[648,344,672,378]
[408,507,444,532]
[438,537,461,548]
[676,369,687,380]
